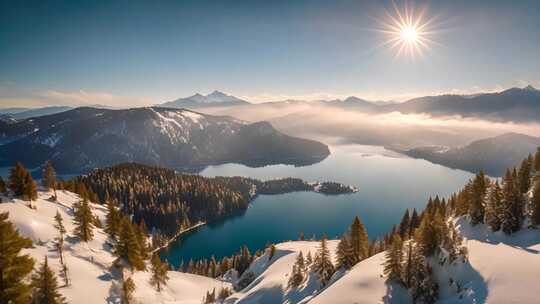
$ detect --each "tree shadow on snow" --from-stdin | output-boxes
[235,285,285,304]
[456,218,540,254]
[382,281,412,304]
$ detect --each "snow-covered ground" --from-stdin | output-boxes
[2,189,539,303]
[0,190,229,304]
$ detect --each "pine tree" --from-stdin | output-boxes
[0,212,35,304]
[469,171,488,225]
[404,241,438,303]
[0,176,6,194]
[415,210,444,257]
[518,157,532,195]
[409,209,420,238]
[531,181,540,226]
[73,197,94,242]
[383,234,403,283]
[121,277,135,304]
[534,148,540,173]
[8,162,27,196]
[313,234,335,287]
[150,254,169,292]
[305,251,313,266]
[268,243,276,261]
[30,257,67,304]
[485,181,503,231]
[115,218,146,271]
[335,235,354,270]
[134,222,149,260]
[501,169,522,234]
[349,216,369,264]
[24,173,38,202]
[105,199,121,241]
[398,209,410,239]
[53,211,69,286]
[288,252,306,288]
[42,161,57,193]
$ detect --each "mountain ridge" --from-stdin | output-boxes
[0,106,329,173]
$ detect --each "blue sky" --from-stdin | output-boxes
[1,0,539,107]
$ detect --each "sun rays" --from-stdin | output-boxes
[372,1,442,59]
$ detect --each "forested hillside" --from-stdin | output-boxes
[71,163,355,238]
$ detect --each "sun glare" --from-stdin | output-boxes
[373,1,440,59]
[400,25,418,44]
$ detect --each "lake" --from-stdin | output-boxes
[160,145,473,268]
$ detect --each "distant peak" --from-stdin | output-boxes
[524,85,538,92]
[208,90,228,97]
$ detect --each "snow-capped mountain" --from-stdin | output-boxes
[161,90,251,109]
[0,107,329,173]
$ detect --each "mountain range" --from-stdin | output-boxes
[3,85,539,123]
[0,107,329,173]
[394,132,540,176]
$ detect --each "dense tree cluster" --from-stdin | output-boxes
[73,163,249,237]
[382,197,465,304]
[452,148,540,233]
[179,245,260,280]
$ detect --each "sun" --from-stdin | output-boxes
[373,1,440,59]
[400,25,418,44]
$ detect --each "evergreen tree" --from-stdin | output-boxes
[73,197,94,242]
[531,181,540,226]
[398,209,410,239]
[534,148,540,173]
[408,209,420,238]
[485,181,503,231]
[121,277,135,304]
[415,209,445,257]
[150,254,169,292]
[134,222,149,261]
[30,257,67,304]
[335,235,354,270]
[469,171,488,225]
[53,211,69,286]
[305,251,313,266]
[288,252,306,288]
[0,176,6,194]
[115,218,145,271]
[313,234,335,287]
[42,161,57,193]
[53,211,66,265]
[268,243,276,261]
[23,173,38,201]
[0,212,35,304]
[383,235,403,283]
[518,157,532,194]
[349,216,369,263]
[501,169,522,234]
[8,162,27,196]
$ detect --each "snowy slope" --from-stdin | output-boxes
[0,190,229,304]
[223,224,539,304]
[309,253,410,304]
[2,190,539,303]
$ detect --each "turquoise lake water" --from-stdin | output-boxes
[160,145,473,267]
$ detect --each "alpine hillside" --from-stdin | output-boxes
[0,107,329,173]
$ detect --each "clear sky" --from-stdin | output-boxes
[1,0,539,107]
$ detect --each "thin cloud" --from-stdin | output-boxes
[0,85,153,108]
